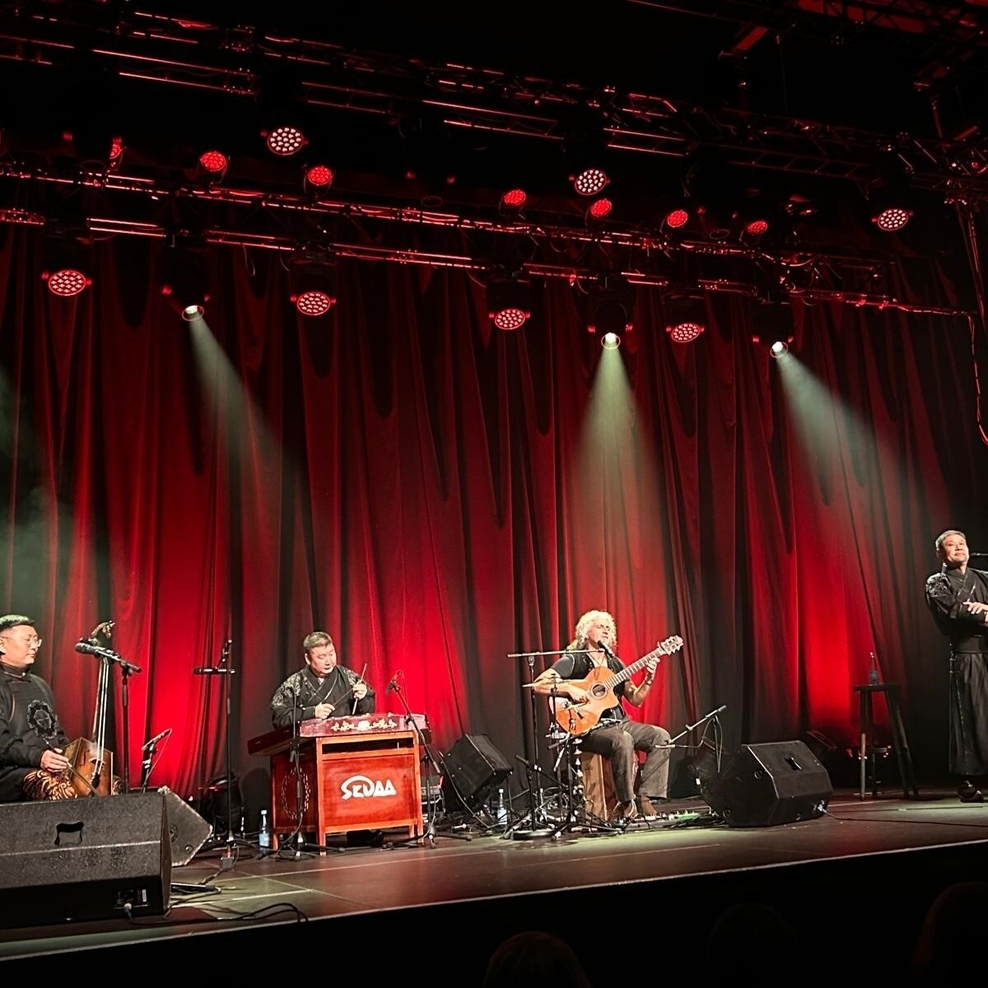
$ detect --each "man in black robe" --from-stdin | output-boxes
[0,613,74,801]
[924,529,988,802]
[271,630,375,728]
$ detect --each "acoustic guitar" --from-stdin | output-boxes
[549,635,684,736]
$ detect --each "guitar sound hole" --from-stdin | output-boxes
[590,685,607,699]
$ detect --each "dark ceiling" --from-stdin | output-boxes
[3,0,988,308]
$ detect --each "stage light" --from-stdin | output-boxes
[198,150,228,182]
[289,250,337,317]
[872,201,912,232]
[501,188,527,210]
[664,207,690,230]
[587,274,634,347]
[41,235,92,297]
[663,296,705,343]
[751,301,795,356]
[159,242,211,319]
[487,273,531,330]
[43,267,91,297]
[587,197,613,220]
[263,124,307,157]
[572,166,609,197]
[304,164,334,191]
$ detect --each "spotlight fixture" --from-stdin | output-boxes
[587,197,613,220]
[289,250,337,317]
[107,135,125,174]
[198,149,229,181]
[587,274,634,347]
[500,188,528,210]
[751,301,795,356]
[263,124,307,157]
[871,199,912,232]
[41,234,92,297]
[663,295,705,343]
[304,164,334,194]
[487,272,531,330]
[572,166,609,197]
[663,207,690,230]
[42,267,91,297]
[159,241,211,320]
[868,156,914,232]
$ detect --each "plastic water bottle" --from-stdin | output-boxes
[497,788,508,826]
[258,809,272,853]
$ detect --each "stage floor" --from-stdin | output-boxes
[2,785,987,974]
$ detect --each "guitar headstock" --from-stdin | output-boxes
[657,635,684,656]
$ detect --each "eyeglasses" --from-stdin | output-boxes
[0,635,42,648]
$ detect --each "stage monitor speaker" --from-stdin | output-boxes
[442,734,512,812]
[161,786,213,866]
[0,790,171,927]
[701,740,833,828]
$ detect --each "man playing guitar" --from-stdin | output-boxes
[532,609,675,823]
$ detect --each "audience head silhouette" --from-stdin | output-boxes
[482,930,592,988]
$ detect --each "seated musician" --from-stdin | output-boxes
[0,613,75,802]
[271,630,376,728]
[532,609,672,823]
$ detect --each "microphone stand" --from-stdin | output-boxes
[192,641,237,865]
[387,676,472,847]
[506,649,593,840]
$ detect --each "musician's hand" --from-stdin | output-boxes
[352,681,368,700]
[964,601,988,616]
[645,656,658,676]
[566,686,589,704]
[314,702,335,719]
[41,749,69,773]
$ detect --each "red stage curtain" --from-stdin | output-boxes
[0,226,981,807]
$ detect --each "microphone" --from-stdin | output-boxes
[75,640,119,659]
[192,667,235,675]
[386,671,401,693]
[222,639,232,658]
[142,727,172,750]
[595,639,618,660]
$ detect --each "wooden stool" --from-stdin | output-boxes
[853,683,919,799]
[581,751,618,821]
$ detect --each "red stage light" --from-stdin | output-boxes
[665,208,689,229]
[305,164,334,188]
[43,268,91,297]
[199,150,228,174]
[588,197,613,219]
[293,289,335,317]
[666,320,704,344]
[744,218,770,237]
[572,167,609,197]
[873,206,911,232]
[501,188,527,209]
[491,306,529,331]
[265,126,307,157]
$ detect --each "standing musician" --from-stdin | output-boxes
[532,609,672,822]
[0,613,76,802]
[271,630,376,728]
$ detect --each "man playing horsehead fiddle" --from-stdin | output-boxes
[0,613,76,802]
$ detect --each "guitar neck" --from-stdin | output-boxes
[609,649,661,688]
